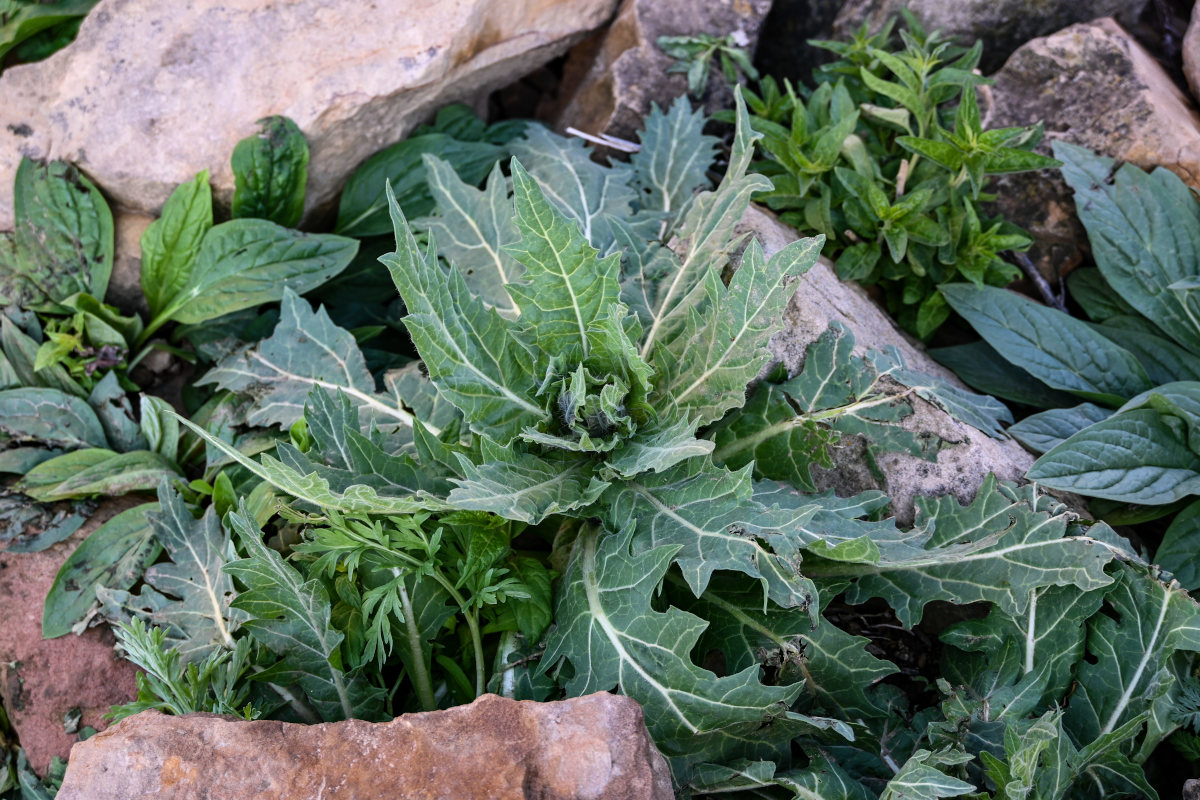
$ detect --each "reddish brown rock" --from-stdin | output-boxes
[57,693,673,800]
[0,499,141,774]
[551,0,773,140]
[987,17,1200,281]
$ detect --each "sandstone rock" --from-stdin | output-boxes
[832,0,1148,73]
[0,0,621,231]
[110,212,154,317]
[749,207,1036,524]
[551,0,772,141]
[57,693,673,800]
[1184,3,1200,102]
[1184,778,1200,800]
[0,499,141,774]
[986,18,1200,282]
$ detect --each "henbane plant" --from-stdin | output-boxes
[125,93,1198,796]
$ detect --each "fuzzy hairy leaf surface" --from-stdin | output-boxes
[542,525,850,774]
[807,476,1121,627]
[199,290,411,430]
[113,482,245,662]
[503,160,621,359]
[382,191,547,443]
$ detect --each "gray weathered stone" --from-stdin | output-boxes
[987,17,1200,281]
[551,0,772,141]
[833,0,1148,73]
[0,0,621,230]
[57,693,674,800]
[749,207,1036,524]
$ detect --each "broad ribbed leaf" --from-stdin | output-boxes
[881,750,974,800]
[870,346,1011,439]
[139,171,212,319]
[503,160,620,358]
[1028,408,1200,504]
[656,236,823,425]
[199,290,410,430]
[18,449,177,501]
[1156,499,1200,591]
[417,157,521,314]
[710,323,937,489]
[639,90,773,360]
[1092,322,1200,385]
[631,96,718,218]
[1066,563,1200,751]
[0,387,107,449]
[175,415,444,516]
[125,482,244,662]
[225,509,386,721]
[1068,267,1138,323]
[231,116,308,227]
[448,448,608,524]
[510,126,637,254]
[6,158,113,308]
[689,756,873,800]
[156,220,357,325]
[382,188,547,442]
[1008,403,1112,454]
[543,526,850,770]
[605,458,821,609]
[942,583,1111,709]
[941,283,1150,405]
[1056,141,1200,354]
[930,341,1078,409]
[813,477,1120,627]
[605,417,714,479]
[336,133,504,238]
[43,502,160,639]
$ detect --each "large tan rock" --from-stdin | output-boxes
[551,0,772,141]
[748,207,1037,524]
[0,499,141,774]
[832,0,1147,73]
[1184,2,1200,102]
[57,693,673,800]
[0,0,620,230]
[987,17,1200,281]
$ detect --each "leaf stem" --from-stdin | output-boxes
[398,581,437,711]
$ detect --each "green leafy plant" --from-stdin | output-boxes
[737,16,1058,337]
[114,94,1190,797]
[935,142,1200,600]
[657,32,759,97]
